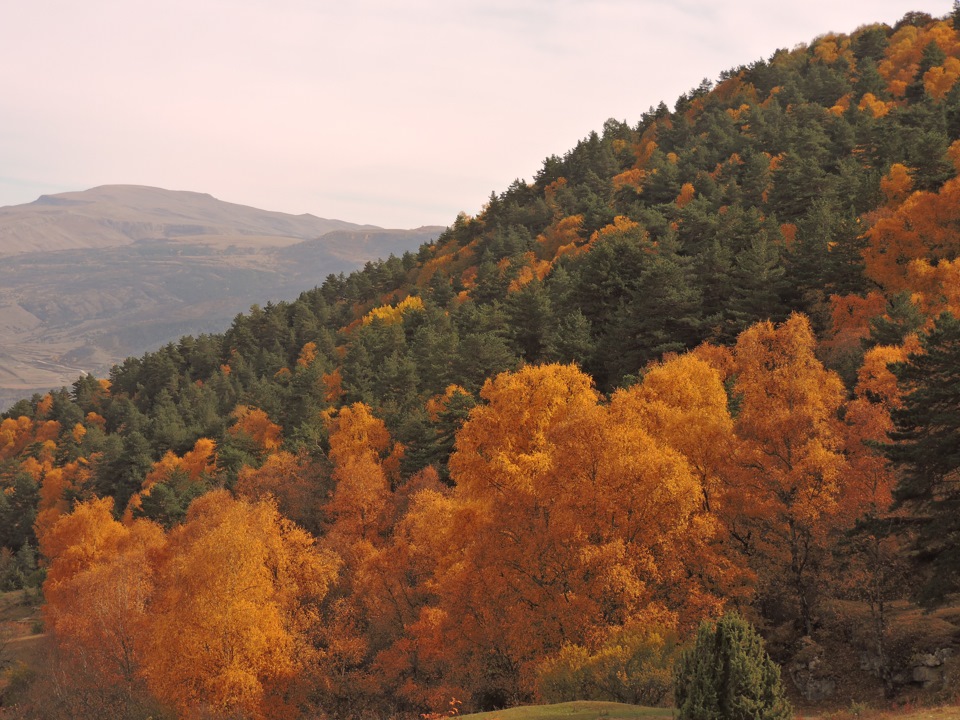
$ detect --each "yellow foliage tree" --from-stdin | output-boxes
[142,491,339,720]
[729,314,848,634]
[406,364,717,704]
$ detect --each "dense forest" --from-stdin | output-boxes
[3,7,960,719]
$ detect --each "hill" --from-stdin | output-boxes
[0,184,375,255]
[0,186,442,408]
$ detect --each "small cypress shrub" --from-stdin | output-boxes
[674,612,792,720]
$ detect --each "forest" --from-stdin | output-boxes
[2,7,960,719]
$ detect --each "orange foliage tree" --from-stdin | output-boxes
[728,314,848,634]
[142,491,339,720]
[236,449,329,534]
[229,405,283,454]
[864,157,960,294]
[124,437,217,522]
[309,403,409,712]
[402,364,719,706]
[42,498,164,686]
[612,354,752,604]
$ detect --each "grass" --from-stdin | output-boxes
[458,700,960,720]
[0,589,47,683]
[459,701,673,720]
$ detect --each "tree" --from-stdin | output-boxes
[885,313,960,603]
[730,314,848,634]
[906,41,947,101]
[536,623,679,706]
[674,612,792,720]
[236,450,329,534]
[142,491,340,719]
[41,497,164,697]
[412,364,716,707]
[228,405,283,455]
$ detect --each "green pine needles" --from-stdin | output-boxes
[674,613,792,720]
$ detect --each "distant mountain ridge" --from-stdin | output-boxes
[0,184,380,255]
[0,185,442,408]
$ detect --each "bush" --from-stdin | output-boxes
[674,613,792,720]
[1,661,36,706]
[537,623,679,706]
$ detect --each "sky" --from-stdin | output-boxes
[0,1,951,228]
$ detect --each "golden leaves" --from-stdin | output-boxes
[229,405,283,454]
[43,492,339,720]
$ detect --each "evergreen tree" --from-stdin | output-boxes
[867,292,925,348]
[674,613,792,720]
[886,313,960,604]
[906,41,946,102]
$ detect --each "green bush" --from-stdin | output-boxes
[674,613,792,720]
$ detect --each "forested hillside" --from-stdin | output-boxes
[3,8,960,719]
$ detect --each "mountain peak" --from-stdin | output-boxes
[0,184,380,255]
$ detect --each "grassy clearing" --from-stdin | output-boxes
[459,700,960,720]
[0,589,47,684]
[841,708,960,720]
[459,701,673,720]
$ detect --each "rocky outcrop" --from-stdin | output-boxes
[789,638,838,702]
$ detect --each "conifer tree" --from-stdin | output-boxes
[674,613,792,720]
[886,313,960,603]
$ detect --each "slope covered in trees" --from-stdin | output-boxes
[3,8,960,718]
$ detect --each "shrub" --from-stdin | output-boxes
[674,613,792,720]
[537,623,679,706]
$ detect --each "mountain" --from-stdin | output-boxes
[0,184,375,255]
[0,185,442,408]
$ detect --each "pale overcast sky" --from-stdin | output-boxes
[0,1,950,228]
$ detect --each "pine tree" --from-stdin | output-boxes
[886,313,960,603]
[906,41,947,102]
[674,613,792,720]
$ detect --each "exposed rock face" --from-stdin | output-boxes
[788,638,838,703]
[893,648,955,690]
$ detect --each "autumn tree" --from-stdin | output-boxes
[125,437,217,527]
[314,403,407,714]
[228,405,283,455]
[406,364,717,708]
[325,402,402,547]
[864,166,960,294]
[536,623,680,705]
[142,490,340,719]
[729,314,848,634]
[611,353,752,604]
[41,497,165,713]
[236,449,330,534]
